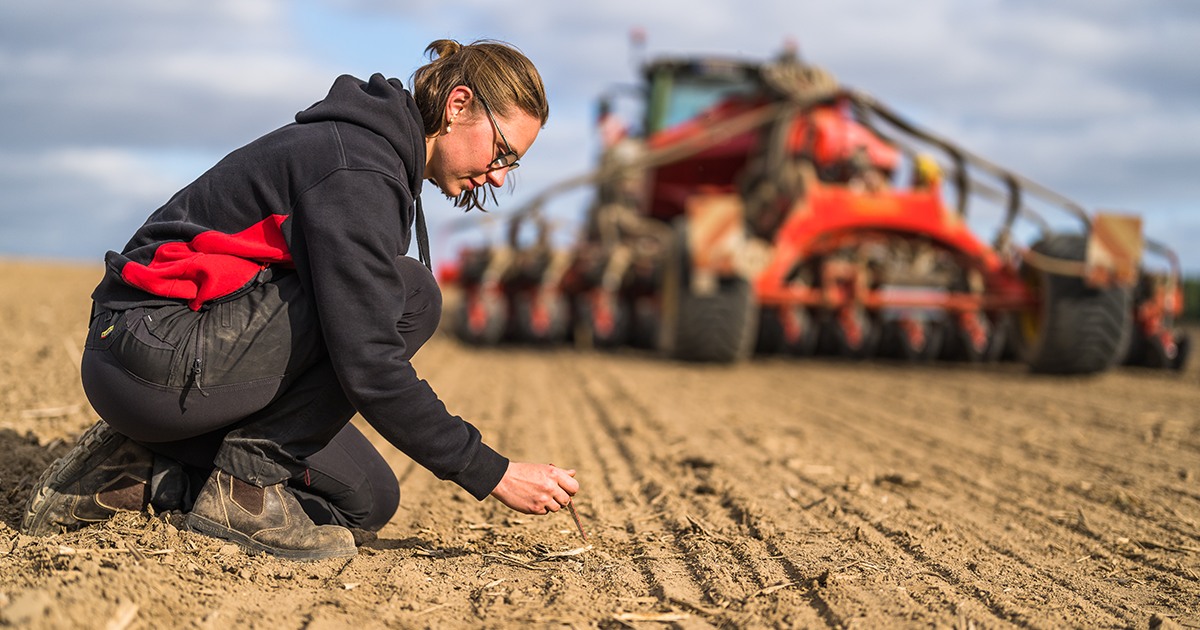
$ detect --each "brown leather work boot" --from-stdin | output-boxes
[185,469,357,561]
[22,420,154,536]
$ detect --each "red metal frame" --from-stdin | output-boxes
[753,181,1032,314]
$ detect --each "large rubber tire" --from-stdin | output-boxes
[658,223,758,363]
[1017,234,1131,374]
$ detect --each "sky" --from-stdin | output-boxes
[2,1,1198,274]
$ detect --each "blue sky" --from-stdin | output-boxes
[2,1,1197,273]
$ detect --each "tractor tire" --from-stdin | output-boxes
[455,289,508,346]
[658,222,758,363]
[1017,234,1131,374]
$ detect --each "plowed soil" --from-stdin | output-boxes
[0,259,1197,629]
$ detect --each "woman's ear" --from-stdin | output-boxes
[444,85,474,129]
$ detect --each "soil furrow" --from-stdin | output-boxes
[747,361,1200,549]
[735,368,1198,619]
[803,373,1200,558]
[2,264,1197,628]
[559,355,856,627]
[591,356,1185,626]
[586,362,1019,627]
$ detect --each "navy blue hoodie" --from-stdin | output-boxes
[91,74,509,499]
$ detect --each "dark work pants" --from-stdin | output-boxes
[81,256,442,531]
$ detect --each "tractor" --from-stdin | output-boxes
[442,47,1189,373]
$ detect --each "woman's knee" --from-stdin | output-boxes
[395,255,442,351]
[356,471,400,531]
[291,466,399,531]
[295,423,401,531]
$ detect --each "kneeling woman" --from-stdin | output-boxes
[23,39,580,561]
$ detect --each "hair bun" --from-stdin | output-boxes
[425,39,463,61]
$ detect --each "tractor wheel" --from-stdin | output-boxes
[513,291,570,345]
[454,288,508,346]
[658,222,758,363]
[574,290,630,350]
[1017,234,1131,374]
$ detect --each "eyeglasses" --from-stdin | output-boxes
[476,92,520,171]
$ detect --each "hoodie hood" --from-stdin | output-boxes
[295,73,426,196]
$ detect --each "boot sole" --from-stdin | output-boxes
[21,421,125,536]
[184,512,358,562]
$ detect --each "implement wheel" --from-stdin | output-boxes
[757,305,819,356]
[881,315,943,362]
[1126,330,1189,370]
[513,290,570,345]
[826,304,880,360]
[1017,234,1131,374]
[940,311,993,363]
[455,288,508,346]
[574,289,630,349]
[658,222,758,363]
[627,296,660,349]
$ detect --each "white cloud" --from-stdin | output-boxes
[0,0,331,150]
[42,149,193,206]
[1,0,1198,272]
[0,147,204,259]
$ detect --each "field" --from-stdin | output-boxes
[1,259,1197,629]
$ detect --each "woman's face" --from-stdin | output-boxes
[424,88,541,202]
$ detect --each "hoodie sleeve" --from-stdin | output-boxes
[290,167,509,500]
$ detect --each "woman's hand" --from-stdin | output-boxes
[489,462,579,514]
